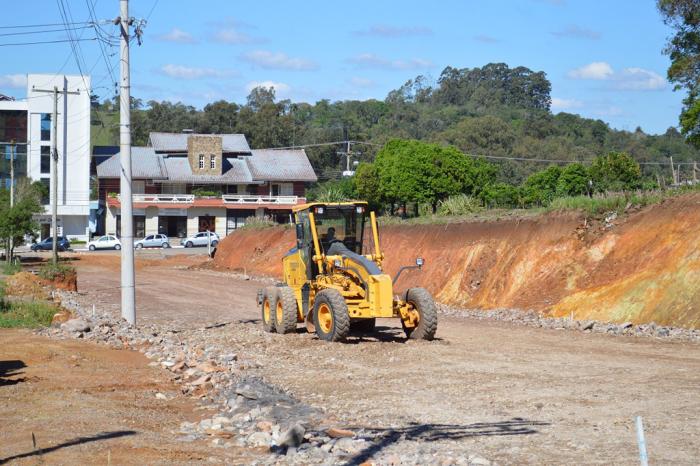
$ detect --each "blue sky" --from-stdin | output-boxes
[0,0,683,134]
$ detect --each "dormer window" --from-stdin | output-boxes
[210,154,216,169]
[199,154,204,169]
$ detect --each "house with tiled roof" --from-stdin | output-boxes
[93,132,317,239]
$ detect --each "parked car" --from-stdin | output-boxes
[87,235,121,251]
[31,236,71,252]
[134,234,170,249]
[181,231,219,248]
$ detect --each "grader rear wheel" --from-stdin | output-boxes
[313,289,350,342]
[275,286,298,334]
[261,287,277,333]
[402,287,438,340]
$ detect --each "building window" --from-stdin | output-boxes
[40,114,51,141]
[210,154,216,169]
[40,145,51,174]
[198,154,204,169]
[39,178,50,205]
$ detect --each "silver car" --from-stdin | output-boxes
[134,234,171,249]
[181,231,219,248]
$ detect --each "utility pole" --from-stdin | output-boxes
[118,0,136,325]
[669,156,676,186]
[694,162,698,184]
[32,86,80,265]
[8,140,14,264]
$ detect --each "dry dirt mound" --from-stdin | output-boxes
[213,193,700,329]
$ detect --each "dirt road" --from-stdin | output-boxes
[63,255,700,464]
[0,329,251,465]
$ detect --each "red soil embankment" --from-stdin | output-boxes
[214,193,700,328]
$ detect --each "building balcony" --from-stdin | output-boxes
[109,193,305,210]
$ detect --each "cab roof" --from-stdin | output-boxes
[293,201,368,213]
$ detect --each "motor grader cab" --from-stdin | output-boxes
[258,201,437,342]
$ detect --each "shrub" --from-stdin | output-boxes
[1,262,21,276]
[239,216,277,230]
[38,263,75,282]
[523,165,562,206]
[589,152,642,192]
[0,301,57,328]
[556,163,591,197]
[479,183,521,208]
[437,194,484,216]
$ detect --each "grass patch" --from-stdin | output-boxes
[547,191,667,216]
[0,283,56,328]
[0,300,57,328]
[1,262,22,276]
[38,262,76,282]
[238,216,292,230]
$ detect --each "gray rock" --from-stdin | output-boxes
[620,321,633,329]
[61,319,91,333]
[277,422,305,448]
[580,321,594,331]
[246,431,272,447]
[332,437,367,455]
[236,385,259,400]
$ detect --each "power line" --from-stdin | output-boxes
[0,25,93,37]
[0,22,93,29]
[0,37,97,47]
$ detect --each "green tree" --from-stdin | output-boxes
[0,180,44,262]
[523,165,562,206]
[589,152,642,192]
[556,163,591,197]
[658,0,700,147]
[479,183,521,208]
[354,163,382,208]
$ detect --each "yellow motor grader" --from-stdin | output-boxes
[258,201,437,342]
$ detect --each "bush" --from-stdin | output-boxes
[38,263,75,282]
[523,165,562,206]
[307,178,357,202]
[479,183,521,208]
[239,216,277,230]
[556,163,591,197]
[192,188,222,197]
[547,191,665,216]
[589,152,642,192]
[437,194,484,216]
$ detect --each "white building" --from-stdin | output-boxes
[0,74,92,240]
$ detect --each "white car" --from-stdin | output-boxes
[181,231,220,248]
[88,235,122,251]
[134,234,171,249]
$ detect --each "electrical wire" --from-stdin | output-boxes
[0,38,97,47]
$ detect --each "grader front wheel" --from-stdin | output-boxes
[402,287,438,341]
[275,286,298,334]
[313,289,350,342]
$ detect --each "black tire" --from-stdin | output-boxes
[89,244,96,251]
[351,318,376,333]
[274,286,298,334]
[261,287,277,333]
[313,289,350,342]
[403,287,438,340]
[185,241,193,248]
[162,242,170,249]
[135,243,143,249]
[114,244,121,250]
[211,240,219,247]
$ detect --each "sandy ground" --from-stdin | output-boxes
[56,255,700,465]
[0,330,252,465]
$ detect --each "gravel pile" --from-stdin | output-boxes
[437,304,700,342]
[37,290,484,465]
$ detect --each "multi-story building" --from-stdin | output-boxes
[94,132,317,238]
[0,74,93,240]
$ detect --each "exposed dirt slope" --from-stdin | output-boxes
[214,193,700,328]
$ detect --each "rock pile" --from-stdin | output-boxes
[39,290,485,465]
[437,304,700,342]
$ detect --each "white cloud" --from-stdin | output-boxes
[615,68,666,90]
[354,25,432,37]
[156,28,196,44]
[159,64,234,80]
[348,53,433,70]
[551,25,600,40]
[245,80,290,97]
[551,97,584,110]
[567,62,614,80]
[240,50,317,71]
[213,28,255,44]
[567,62,666,91]
[0,74,27,89]
[349,77,375,88]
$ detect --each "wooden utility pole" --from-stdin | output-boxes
[118,0,136,325]
[32,86,80,265]
[694,162,698,184]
